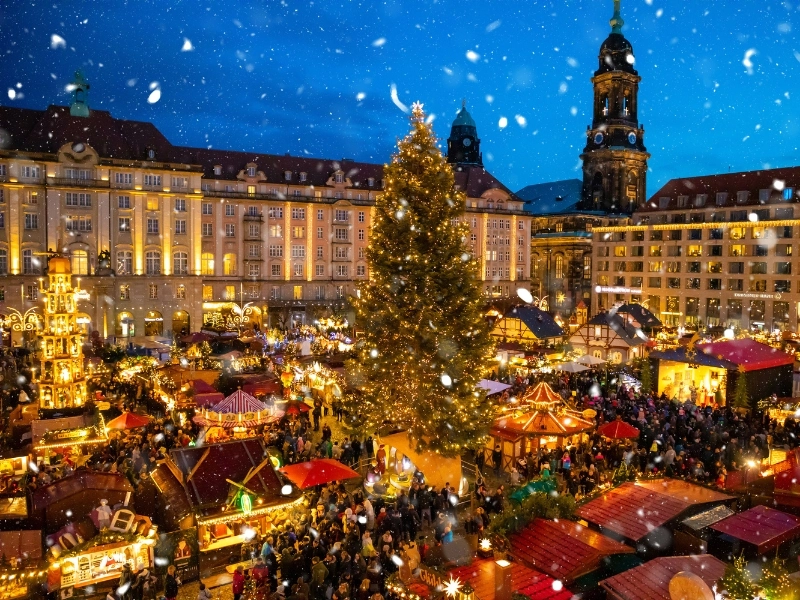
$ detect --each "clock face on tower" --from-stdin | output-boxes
[594,132,604,145]
[628,132,637,145]
[462,137,472,147]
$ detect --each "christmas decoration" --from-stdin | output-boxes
[717,554,756,600]
[38,256,88,409]
[759,557,796,600]
[733,365,750,411]
[344,102,495,456]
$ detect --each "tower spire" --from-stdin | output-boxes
[610,0,624,34]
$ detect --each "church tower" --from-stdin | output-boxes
[69,70,90,118]
[447,101,482,166]
[579,0,649,213]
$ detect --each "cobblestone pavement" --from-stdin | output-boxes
[177,579,235,600]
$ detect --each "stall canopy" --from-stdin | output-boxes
[448,558,573,600]
[596,419,640,440]
[381,432,461,492]
[555,361,589,373]
[599,555,726,600]
[577,480,733,543]
[478,379,512,396]
[510,518,634,585]
[697,338,795,372]
[279,458,360,489]
[710,505,800,554]
[491,305,565,343]
[105,412,150,430]
[493,382,593,438]
[614,303,662,329]
[193,389,278,428]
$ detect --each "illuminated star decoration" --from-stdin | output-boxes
[443,576,462,597]
[411,101,424,113]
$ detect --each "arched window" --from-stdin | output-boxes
[173,251,188,275]
[71,250,88,275]
[201,252,215,275]
[555,255,564,280]
[223,253,237,276]
[145,251,161,275]
[116,251,132,275]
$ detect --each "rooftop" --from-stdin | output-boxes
[447,558,572,600]
[599,555,727,600]
[710,505,800,554]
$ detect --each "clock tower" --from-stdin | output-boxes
[579,0,649,213]
[447,100,482,166]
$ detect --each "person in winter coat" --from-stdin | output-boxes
[197,582,213,600]
[164,565,180,600]
[232,565,246,600]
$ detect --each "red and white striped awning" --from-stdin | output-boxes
[212,389,267,414]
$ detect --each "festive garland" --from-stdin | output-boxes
[52,530,144,560]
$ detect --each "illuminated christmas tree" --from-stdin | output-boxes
[38,256,88,409]
[344,102,495,456]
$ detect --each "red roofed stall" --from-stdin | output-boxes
[775,448,800,509]
[576,479,733,551]
[447,558,573,600]
[599,555,726,600]
[709,504,800,555]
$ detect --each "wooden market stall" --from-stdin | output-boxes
[708,505,800,559]
[599,555,726,600]
[152,439,304,571]
[491,305,565,345]
[485,382,594,473]
[193,389,282,441]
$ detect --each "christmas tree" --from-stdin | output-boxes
[733,365,750,411]
[759,557,796,600]
[717,554,756,600]
[344,102,495,456]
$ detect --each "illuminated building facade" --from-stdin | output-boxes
[0,75,530,339]
[592,166,800,332]
[38,255,88,409]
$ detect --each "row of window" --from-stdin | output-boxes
[600,274,796,294]
[598,260,793,274]
[602,223,794,243]
[602,241,791,258]
[656,188,795,209]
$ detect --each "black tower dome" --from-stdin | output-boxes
[447,100,482,166]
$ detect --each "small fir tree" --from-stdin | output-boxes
[733,365,750,411]
[760,557,796,600]
[344,102,495,456]
[638,357,652,395]
[718,554,757,600]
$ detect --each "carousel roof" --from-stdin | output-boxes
[212,389,268,413]
[492,382,594,438]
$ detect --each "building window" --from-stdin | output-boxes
[24,213,38,230]
[335,173,344,184]
[117,251,132,275]
[316,227,323,239]
[271,264,281,277]
[0,249,6,275]
[293,263,304,277]
[115,172,132,185]
[173,251,188,275]
[201,253,214,275]
[146,251,161,275]
[554,255,564,279]
[66,216,92,232]
[335,247,349,259]
[334,228,349,241]
[292,226,305,238]
[336,285,344,299]
[358,211,366,223]
[225,224,235,237]
[26,285,38,302]
[336,265,348,277]
[225,204,235,217]
[358,229,365,241]
[22,249,34,274]
[148,284,158,299]
[268,207,283,219]
[21,165,40,179]
[248,244,261,258]
[247,166,257,177]
[143,174,162,187]
[315,264,325,276]
[292,208,306,220]
[202,223,213,237]
[223,253,237,275]
[174,198,186,212]
[147,218,159,234]
[316,246,324,259]
[223,285,236,301]
[269,245,283,258]
[203,285,213,300]
[248,264,260,277]
[119,285,130,300]
[118,195,131,209]
[202,202,213,215]
[291,245,306,258]
[269,225,283,238]
[356,265,366,277]
[292,285,303,300]
[270,286,281,300]
[334,209,349,222]
[175,284,186,299]
[175,220,186,235]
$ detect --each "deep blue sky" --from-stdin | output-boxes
[2,0,799,195]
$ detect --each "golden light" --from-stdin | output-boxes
[443,576,462,598]
[479,538,492,552]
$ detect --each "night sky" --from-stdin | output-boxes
[2,0,799,195]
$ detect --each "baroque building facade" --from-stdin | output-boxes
[0,79,530,341]
[592,167,800,332]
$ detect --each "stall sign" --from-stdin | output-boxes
[53,428,91,441]
[58,541,152,589]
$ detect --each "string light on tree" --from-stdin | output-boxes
[343,101,495,456]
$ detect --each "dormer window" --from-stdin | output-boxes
[213,165,222,176]
[368,177,375,187]
[335,173,344,184]
[285,170,292,181]
[300,172,307,182]
[247,166,256,177]
[147,149,155,160]
[737,191,750,203]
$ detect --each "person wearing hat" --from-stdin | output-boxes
[97,498,113,529]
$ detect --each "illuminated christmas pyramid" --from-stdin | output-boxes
[38,256,87,409]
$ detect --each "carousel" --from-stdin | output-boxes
[485,382,595,473]
[193,389,282,441]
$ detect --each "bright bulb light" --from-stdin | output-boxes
[281,484,293,495]
[517,288,534,304]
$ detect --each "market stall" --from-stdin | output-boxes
[485,382,594,473]
[709,505,800,558]
[35,424,108,464]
